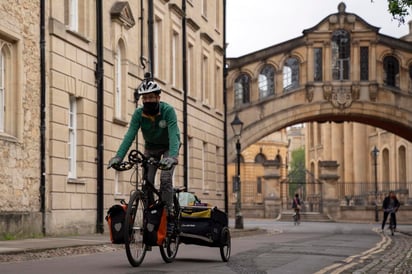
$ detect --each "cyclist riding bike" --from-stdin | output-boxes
[381,191,400,233]
[108,73,181,230]
[292,193,301,225]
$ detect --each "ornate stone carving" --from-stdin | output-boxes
[330,86,353,109]
[323,84,360,109]
[323,83,332,100]
[351,83,360,100]
[110,2,136,29]
[369,82,379,101]
[306,84,314,102]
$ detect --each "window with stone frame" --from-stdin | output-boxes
[314,47,323,82]
[154,16,163,78]
[201,53,210,105]
[283,57,299,91]
[234,74,250,107]
[114,41,126,121]
[257,177,262,194]
[258,64,275,99]
[331,30,350,80]
[254,153,266,164]
[360,47,369,81]
[0,39,19,138]
[187,43,194,97]
[65,0,88,35]
[201,0,207,18]
[68,96,77,178]
[383,55,399,87]
[171,30,180,88]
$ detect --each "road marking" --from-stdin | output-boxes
[314,228,391,274]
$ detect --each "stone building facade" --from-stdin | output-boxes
[227,131,289,218]
[0,1,42,237]
[226,3,412,222]
[1,0,225,237]
[306,122,412,220]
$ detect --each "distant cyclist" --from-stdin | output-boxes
[292,193,302,224]
[108,73,181,224]
[381,191,400,232]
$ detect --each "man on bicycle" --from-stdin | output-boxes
[381,191,400,232]
[292,193,301,223]
[108,74,180,223]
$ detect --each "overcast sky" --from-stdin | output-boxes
[226,0,412,57]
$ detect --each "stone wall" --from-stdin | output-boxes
[0,0,41,238]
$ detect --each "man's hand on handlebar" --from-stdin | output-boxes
[159,157,178,170]
[108,156,122,169]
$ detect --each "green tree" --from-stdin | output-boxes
[288,147,306,197]
[375,0,412,23]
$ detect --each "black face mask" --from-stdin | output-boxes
[143,102,160,116]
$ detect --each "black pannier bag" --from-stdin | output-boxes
[180,206,228,245]
[105,202,127,244]
[143,201,167,246]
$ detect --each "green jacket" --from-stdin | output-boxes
[116,102,180,159]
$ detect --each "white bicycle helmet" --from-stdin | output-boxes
[136,78,161,95]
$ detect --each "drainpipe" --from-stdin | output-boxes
[148,0,154,76]
[40,0,46,235]
[95,0,104,234]
[223,0,228,214]
[182,0,188,190]
[139,0,146,70]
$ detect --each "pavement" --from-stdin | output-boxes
[1,221,411,273]
[0,227,265,256]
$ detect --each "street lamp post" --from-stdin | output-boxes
[372,146,380,222]
[231,114,244,229]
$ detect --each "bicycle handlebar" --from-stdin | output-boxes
[110,149,176,171]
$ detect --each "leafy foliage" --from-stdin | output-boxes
[375,0,412,24]
[288,147,306,197]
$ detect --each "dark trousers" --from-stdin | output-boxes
[382,211,397,229]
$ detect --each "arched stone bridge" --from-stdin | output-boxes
[226,2,412,161]
[226,83,412,160]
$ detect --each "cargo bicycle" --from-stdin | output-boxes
[110,149,182,267]
[110,149,231,265]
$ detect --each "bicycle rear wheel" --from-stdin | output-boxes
[124,191,146,267]
[220,227,231,262]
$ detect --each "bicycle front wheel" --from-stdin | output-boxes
[124,191,146,267]
[159,197,181,263]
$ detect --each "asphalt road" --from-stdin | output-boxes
[3,220,402,274]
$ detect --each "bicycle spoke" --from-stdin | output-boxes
[125,192,146,267]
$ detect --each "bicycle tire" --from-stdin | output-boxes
[220,227,231,262]
[159,195,181,263]
[124,191,147,267]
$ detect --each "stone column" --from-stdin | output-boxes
[353,123,367,197]
[263,160,282,218]
[319,160,340,220]
[331,122,344,198]
[343,123,354,198]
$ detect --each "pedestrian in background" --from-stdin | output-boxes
[292,193,302,225]
[381,191,400,232]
